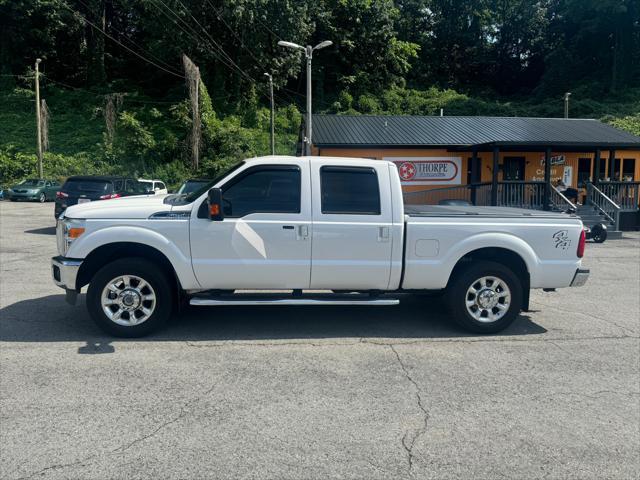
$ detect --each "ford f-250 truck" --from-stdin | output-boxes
[52,156,589,337]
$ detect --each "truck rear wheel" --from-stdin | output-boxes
[86,258,173,337]
[446,260,522,333]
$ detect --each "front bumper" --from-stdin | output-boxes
[51,256,82,290]
[570,268,590,287]
[8,192,39,200]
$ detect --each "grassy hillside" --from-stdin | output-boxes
[1,84,639,189]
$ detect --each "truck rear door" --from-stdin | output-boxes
[310,161,394,290]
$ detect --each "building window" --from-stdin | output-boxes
[622,159,636,181]
[577,158,592,187]
[599,157,608,180]
[613,158,622,181]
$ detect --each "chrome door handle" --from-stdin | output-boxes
[297,225,309,240]
[378,226,390,242]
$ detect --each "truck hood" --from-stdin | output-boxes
[64,194,189,219]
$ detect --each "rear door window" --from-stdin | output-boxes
[320,166,381,215]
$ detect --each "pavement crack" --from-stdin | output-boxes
[389,344,429,477]
[113,383,218,454]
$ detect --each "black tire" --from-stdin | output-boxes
[446,260,523,334]
[38,192,46,203]
[86,257,173,337]
[591,224,607,243]
[10,198,17,202]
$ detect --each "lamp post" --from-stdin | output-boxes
[35,58,43,178]
[264,72,275,155]
[564,92,571,119]
[278,40,332,155]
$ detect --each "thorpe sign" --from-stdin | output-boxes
[385,157,462,185]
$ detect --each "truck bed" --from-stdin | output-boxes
[404,204,576,219]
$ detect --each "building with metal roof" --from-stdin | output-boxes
[309,114,640,231]
[312,115,640,150]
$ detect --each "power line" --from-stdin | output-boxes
[76,0,184,76]
[58,0,185,78]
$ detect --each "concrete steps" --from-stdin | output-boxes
[574,205,623,239]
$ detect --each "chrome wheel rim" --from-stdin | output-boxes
[39,193,45,202]
[101,275,156,326]
[465,276,511,323]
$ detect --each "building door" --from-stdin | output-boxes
[466,157,482,184]
[578,158,592,187]
[503,157,525,181]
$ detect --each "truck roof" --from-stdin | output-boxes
[243,155,393,166]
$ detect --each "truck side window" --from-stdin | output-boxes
[320,166,381,215]
[222,166,301,217]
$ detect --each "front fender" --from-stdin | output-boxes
[68,225,200,290]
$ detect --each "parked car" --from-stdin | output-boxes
[176,178,213,195]
[0,188,4,200]
[138,179,168,195]
[51,156,589,338]
[5,178,60,203]
[55,176,150,219]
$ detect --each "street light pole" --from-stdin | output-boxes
[278,40,332,156]
[564,92,571,119]
[264,72,275,155]
[35,58,43,178]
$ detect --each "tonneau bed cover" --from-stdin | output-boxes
[405,204,576,219]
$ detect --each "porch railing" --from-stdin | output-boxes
[495,181,545,209]
[587,183,620,229]
[403,184,473,205]
[551,185,577,212]
[595,182,640,211]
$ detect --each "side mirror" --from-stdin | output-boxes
[207,188,224,221]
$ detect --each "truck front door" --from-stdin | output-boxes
[310,161,394,290]
[190,161,312,289]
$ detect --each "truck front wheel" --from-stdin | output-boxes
[446,261,523,333]
[86,258,173,337]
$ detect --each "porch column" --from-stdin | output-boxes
[491,146,499,206]
[543,147,552,211]
[470,147,478,205]
[594,149,601,186]
[609,148,616,180]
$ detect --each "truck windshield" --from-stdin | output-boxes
[164,161,245,205]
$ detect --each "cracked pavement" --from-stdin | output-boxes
[1,201,639,479]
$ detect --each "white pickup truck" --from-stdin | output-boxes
[52,156,589,337]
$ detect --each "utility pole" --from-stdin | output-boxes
[264,73,275,155]
[278,40,332,155]
[35,58,43,178]
[564,92,571,119]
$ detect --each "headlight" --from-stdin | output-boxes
[57,218,86,255]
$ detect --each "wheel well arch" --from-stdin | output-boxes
[448,247,531,309]
[76,242,181,291]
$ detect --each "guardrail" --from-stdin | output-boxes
[587,183,620,229]
[596,182,640,212]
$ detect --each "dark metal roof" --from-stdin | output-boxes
[312,115,640,148]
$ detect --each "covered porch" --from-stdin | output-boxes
[403,145,640,231]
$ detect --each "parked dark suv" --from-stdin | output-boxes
[55,176,150,218]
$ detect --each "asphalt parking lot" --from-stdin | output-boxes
[1,200,639,479]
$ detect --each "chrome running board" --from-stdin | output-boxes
[190,293,399,306]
